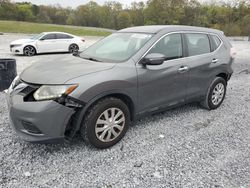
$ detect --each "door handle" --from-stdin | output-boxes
[212,58,218,63]
[178,66,189,73]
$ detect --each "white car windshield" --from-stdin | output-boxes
[80,33,153,63]
[30,33,44,40]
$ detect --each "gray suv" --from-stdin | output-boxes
[7,26,234,148]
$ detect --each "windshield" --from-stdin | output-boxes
[30,33,45,40]
[80,32,153,63]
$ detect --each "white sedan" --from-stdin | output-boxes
[10,32,85,56]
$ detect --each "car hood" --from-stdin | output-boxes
[11,38,35,45]
[20,55,116,84]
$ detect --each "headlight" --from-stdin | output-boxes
[11,44,22,47]
[33,84,78,101]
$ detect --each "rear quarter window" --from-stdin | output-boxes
[185,33,211,56]
[56,34,73,39]
[210,35,222,51]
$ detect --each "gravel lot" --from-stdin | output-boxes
[0,34,250,187]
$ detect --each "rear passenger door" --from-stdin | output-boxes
[56,33,74,52]
[183,33,220,101]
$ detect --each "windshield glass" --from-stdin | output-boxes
[80,32,153,62]
[30,33,44,40]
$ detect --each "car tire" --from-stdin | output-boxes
[80,97,130,149]
[200,77,227,110]
[69,44,79,53]
[23,46,36,56]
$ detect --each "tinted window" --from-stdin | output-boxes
[149,34,183,60]
[185,33,210,56]
[210,35,221,51]
[56,33,73,39]
[42,34,56,40]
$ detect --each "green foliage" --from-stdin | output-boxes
[117,11,131,29]
[0,0,250,36]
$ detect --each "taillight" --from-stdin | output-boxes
[230,47,236,58]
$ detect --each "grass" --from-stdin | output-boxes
[0,20,111,36]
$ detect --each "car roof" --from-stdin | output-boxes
[42,32,74,36]
[118,25,223,35]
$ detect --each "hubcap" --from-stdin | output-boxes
[95,108,125,142]
[211,83,225,105]
[24,46,35,56]
[69,45,78,53]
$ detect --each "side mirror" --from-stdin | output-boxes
[39,38,45,41]
[142,53,166,66]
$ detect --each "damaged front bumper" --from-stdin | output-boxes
[6,80,84,143]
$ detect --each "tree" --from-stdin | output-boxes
[117,11,131,29]
[130,2,145,26]
[16,3,35,21]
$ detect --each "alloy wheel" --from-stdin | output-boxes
[24,46,36,56]
[69,44,79,53]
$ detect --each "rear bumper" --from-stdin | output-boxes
[6,84,75,143]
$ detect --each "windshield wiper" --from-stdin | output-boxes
[81,57,102,62]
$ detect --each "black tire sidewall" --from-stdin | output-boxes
[83,98,130,149]
[207,77,227,110]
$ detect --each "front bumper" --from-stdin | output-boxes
[10,46,23,55]
[6,82,75,143]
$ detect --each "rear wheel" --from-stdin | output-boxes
[80,97,130,149]
[23,46,36,56]
[69,44,79,53]
[200,77,227,110]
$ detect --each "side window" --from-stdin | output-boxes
[149,34,183,60]
[185,33,210,56]
[56,34,73,39]
[42,34,56,40]
[210,35,221,51]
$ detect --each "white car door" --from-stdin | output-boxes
[36,34,59,53]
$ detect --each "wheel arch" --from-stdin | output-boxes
[85,92,135,121]
[216,72,229,82]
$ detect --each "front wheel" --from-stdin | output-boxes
[81,97,130,149]
[23,46,36,56]
[200,77,227,110]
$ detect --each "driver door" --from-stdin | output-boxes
[137,33,189,113]
[36,33,58,53]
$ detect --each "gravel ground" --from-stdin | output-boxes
[0,35,250,187]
